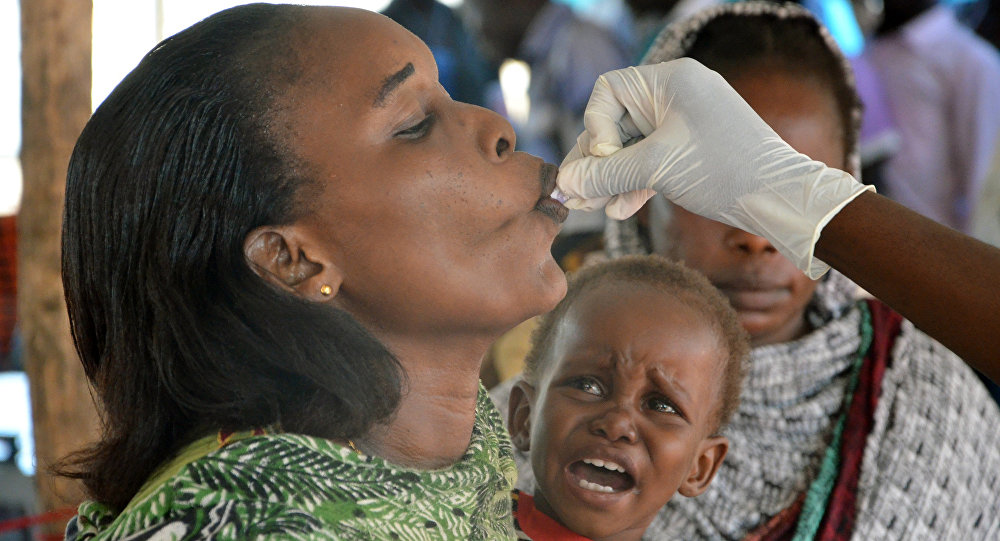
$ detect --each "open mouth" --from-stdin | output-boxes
[535,162,569,224]
[568,458,636,493]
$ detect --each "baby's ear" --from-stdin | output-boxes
[678,435,728,498]
[507,379,536,452]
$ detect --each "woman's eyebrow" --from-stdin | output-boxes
[373,62,415,108]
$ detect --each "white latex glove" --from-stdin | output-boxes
[557,59,874,278]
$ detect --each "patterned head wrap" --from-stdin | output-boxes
[605,1,863,261]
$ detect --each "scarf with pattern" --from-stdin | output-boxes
[66,387,517,541]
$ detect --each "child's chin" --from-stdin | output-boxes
[558,508,648,541]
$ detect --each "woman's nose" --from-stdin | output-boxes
[466,103,516,162]
[724,227,777,256]
[589,405,638,444]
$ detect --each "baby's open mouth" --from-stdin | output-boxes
[569,458,636,493]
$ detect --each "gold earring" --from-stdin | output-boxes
[320,284,333,296]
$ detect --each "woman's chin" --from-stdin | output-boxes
[537,259,569,310]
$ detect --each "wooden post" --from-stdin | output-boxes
[19,0,99,516]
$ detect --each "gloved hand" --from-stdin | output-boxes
[557,58,873,278]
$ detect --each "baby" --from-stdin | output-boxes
[505,255,748,540]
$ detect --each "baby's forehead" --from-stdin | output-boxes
[547,282,727,370]
[565,280,710,328]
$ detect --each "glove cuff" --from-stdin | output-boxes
[803,183,875,279]
[725,168,874,280]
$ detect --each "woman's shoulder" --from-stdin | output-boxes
[67,432,359,540]
[886,317,998,404]
[856,317,1000,537]
[69,400,518,541]
[869,300,1000,440]
[69,492,332,540]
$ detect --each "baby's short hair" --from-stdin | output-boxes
[523,255,748,432]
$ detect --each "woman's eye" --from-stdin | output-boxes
[569,377,603,397]
[647,396,678,415]
[395,114,435,139]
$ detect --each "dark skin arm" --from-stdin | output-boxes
[815,191,1000,383]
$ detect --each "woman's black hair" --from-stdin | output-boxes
[60,3,403,511]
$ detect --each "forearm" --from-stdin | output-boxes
[557,59,1000,380]
[816,191,1000,382]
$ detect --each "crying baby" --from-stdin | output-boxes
[504,255,748,541]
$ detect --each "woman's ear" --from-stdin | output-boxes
[507,379,536,452]
[678,435,728,498]
[243,225,343,301]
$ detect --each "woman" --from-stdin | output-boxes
[554,3,1000,539]
[557,12,1000,389]
[62,4,567,539]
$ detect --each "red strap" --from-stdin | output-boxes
[743,494,805,541]
[743,299,903,541]
[0,507,76,534]
[814,299,902,539]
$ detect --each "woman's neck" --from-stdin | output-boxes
[355,335,490,469]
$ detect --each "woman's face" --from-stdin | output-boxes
[278,9,568,342]
[650,69,846,347]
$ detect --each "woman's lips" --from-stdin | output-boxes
[539,162,559,197]
[720,286,791,311]
[535,198,569,224]
[536,162,568,223]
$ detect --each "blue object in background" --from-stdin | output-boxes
[943,0,992,29]
[801,0,866,57]
[0,371,33,476]
[563,0,870,57]
[556,0,600,11]
[553,0,632,47]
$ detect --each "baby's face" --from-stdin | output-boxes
[513,282,728,540]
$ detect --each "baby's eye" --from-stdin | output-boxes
[569,377,604,397]
[395,114,435,139]
[647,396,678,415]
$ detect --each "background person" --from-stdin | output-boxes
[463,0,631,164]
[864,0,1000,233]
[557,21,1000,392]
[557,3,1000,539]
[464,0,632,266]
[381,0,494,107]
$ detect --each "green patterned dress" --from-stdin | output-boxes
[66,388,517,540]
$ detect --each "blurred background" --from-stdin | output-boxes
[2,0,998,538]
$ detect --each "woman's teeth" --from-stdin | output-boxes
[578,478,616,493]
[582,458,626,473]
